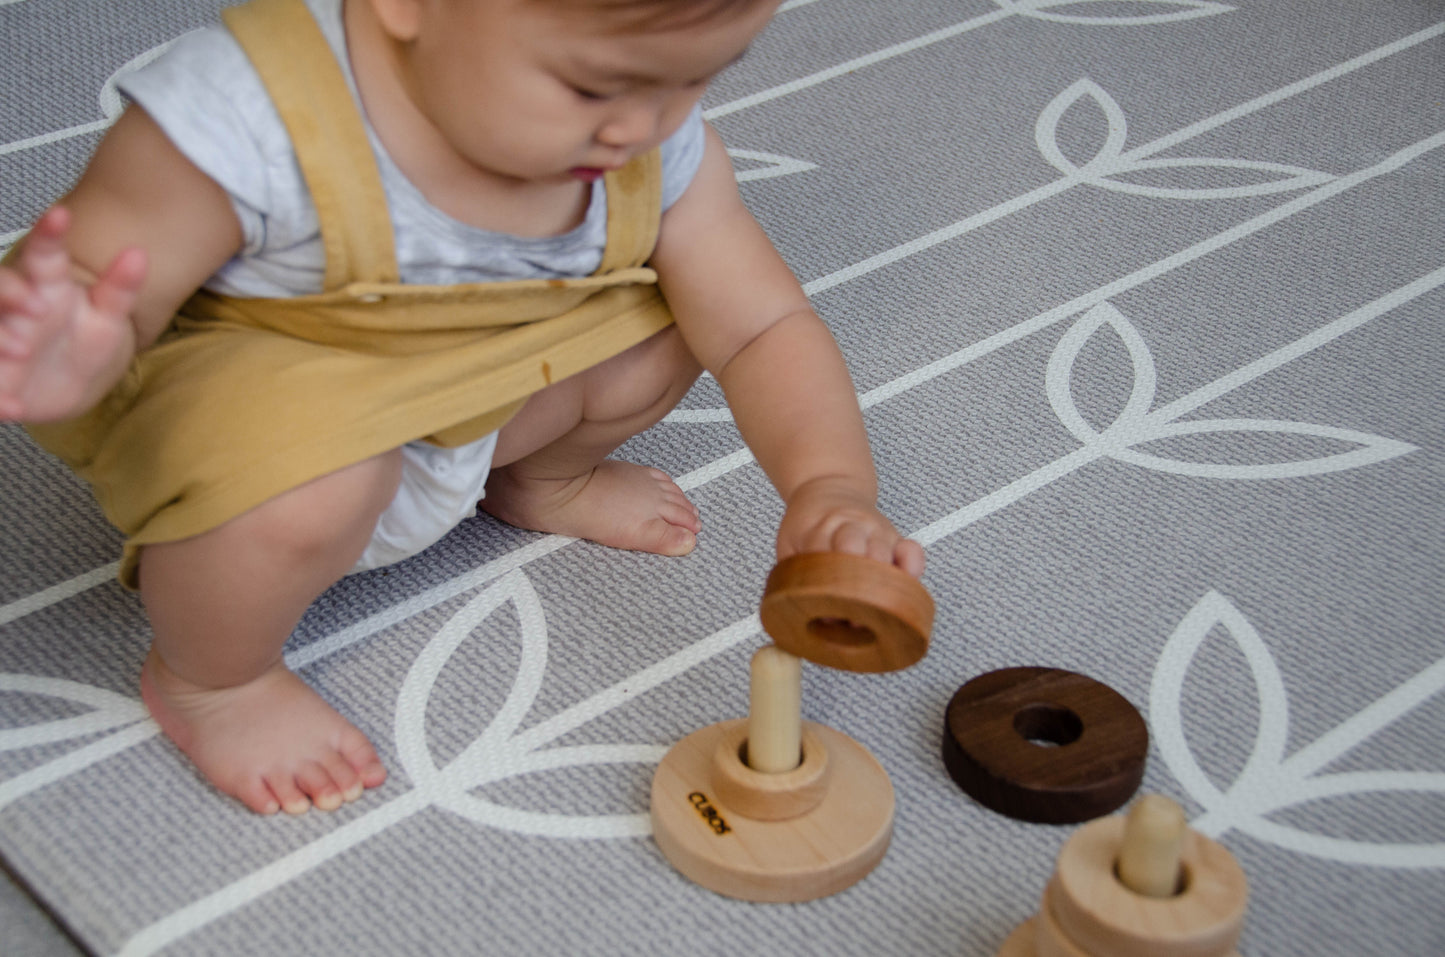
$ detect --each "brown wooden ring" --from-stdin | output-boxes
[942,667,1148,824]
[759,552,934,673]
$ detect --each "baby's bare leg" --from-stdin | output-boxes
[137,451,402,814]
[483,326,703,555]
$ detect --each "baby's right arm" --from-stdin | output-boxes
[0,106,244,423]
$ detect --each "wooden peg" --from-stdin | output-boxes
[747,645,802,774]
[650,644,894,901]
[760,552,934,673]
[1118,794,1187,898]
[995,796,1249,957]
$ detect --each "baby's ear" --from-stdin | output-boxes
[368,0,425,42]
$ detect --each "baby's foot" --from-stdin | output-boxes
[481,460,701,556]
[140,650,387,815]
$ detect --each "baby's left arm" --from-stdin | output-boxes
[651,125,924,577]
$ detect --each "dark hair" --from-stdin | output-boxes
[541,0,768,30]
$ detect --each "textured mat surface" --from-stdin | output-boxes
[2,1,1443,955]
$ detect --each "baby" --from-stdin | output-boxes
[0,0,924,816]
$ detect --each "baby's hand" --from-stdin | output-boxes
[0,207,146,423]
[776,476,925,577]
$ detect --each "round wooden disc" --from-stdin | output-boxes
[650,719,894,902]
[1050,815,1248,957]
[759,552,934,673]
[994,919,1040,957]
[942,667,1148,824]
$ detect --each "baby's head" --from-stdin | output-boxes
[369,0,781,184]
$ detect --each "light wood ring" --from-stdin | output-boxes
[1048,815,1247,957]
[710,722,831,821]
[759,553,934,673]
[943,667,1148,824]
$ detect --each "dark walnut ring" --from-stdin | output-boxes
[759,552,934,673]
[942,667,1148,824]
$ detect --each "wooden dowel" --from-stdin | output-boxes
[748,645,802,773]
[1117,794,1188,898]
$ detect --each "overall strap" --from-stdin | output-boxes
[598,149,663,273]
[222,0,400,288]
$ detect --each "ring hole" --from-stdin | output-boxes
[807,616,877,647]
[1113,860,1191,898]
[1013,704,1084,748]
[739,740,804,773]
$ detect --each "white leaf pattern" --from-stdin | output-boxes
[1046,302,1419,479]
[1002,0,1236,27]
[1036,79,1335,199]
[394,570,664,838]
[1035,79,1132,175]
[728,149,819,182]
[1094,157,1337,200]
[0,675,147,751]
[1153,592,1445,868]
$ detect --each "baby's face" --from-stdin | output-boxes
[398,0,780,184]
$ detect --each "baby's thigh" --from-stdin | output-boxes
[578,325,702,421]
[235,450,406,560]
[492,326,701,465]
[136,450,404,613]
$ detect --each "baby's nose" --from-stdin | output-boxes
[596,103,662,149]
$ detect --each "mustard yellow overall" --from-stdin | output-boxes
[27,0,676,587]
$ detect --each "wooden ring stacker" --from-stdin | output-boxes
[996,795,1249,957]
[651,646,895,902]
[942,667,1148,824]
[759,552,934,673]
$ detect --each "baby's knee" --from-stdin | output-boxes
[244,450,403,559]
[588,326,702,420]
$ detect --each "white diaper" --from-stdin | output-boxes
[352,431,500,572]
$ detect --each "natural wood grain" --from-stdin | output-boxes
[759,552,933,673]
[943,668,1148,824]
[651,719,893,902]
[1117,794,1188,898]
[1056,813,1246,956]
[995,806,1248,957]
[711,720,830,821]
[747,645,802,773]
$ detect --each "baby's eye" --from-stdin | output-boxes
[569,84,614,102]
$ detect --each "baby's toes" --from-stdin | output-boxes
[231,777,282,816]
[297,761,346,812]
[658,496,702,532]
[338,728,387,790]
[651,518,697,557]
[265,771,312,816]
[319,751,363,804]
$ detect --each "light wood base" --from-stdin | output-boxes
[993,915,1243,957]
[993,807,1247,957]
[995,919,1037,957]
[650,718,894,902]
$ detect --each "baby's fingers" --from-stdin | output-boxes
[827,521,925,578]
[88,247,147,320]
[817,520,892,570]
[18,207,75,286]
[892,537,926,578]
[0,270,44,347]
